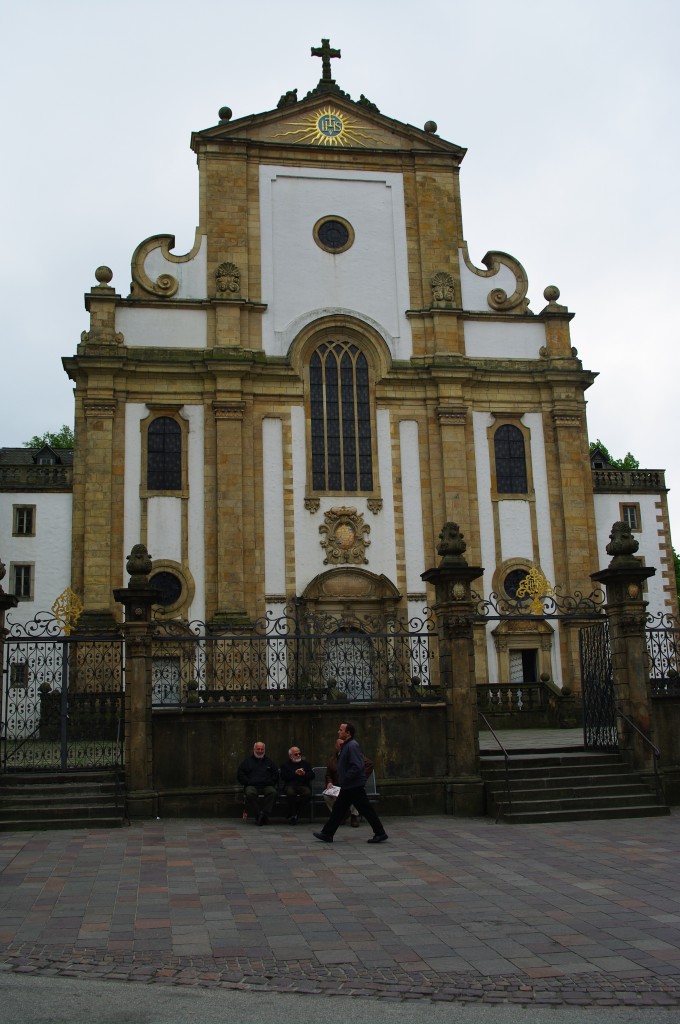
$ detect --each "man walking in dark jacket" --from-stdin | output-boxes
[313,722,388,844]
[237,741,279,825]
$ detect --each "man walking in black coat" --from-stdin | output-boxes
[237,741,279,825]
[313,722,388,844]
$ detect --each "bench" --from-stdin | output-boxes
[238,768,380,822]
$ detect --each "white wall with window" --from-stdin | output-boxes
[0,491,72,626]
[594,492,671,614]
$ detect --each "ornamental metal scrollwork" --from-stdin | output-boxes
[320,507,370,565]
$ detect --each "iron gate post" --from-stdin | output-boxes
[113,545,161,818]
[592,521,657,774]
[422,522,485,816]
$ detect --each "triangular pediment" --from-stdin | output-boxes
[192,90,466,160]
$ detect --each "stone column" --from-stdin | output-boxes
[591,521,657,774]
[422,522,485,816]
[113,545,160,818]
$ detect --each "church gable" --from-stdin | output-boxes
[193,94,466,157]
[192,37,465,159]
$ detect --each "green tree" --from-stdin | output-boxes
[589,439,639,470]
[22,424,75,449]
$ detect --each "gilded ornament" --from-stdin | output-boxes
[320,507,370,565]
[516,567,555,615]
[51,587,84,636]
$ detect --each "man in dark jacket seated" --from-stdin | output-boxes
[279,746,315,824]
[237,741,279,825]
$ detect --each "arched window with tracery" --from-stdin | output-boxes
[494,423,528,494]
[147,416,182,491]
[310,340,373,492]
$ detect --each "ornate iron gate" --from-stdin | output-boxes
[1,614,125,771]
[579,619,617,750]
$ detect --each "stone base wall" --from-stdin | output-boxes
[652,696,680,805]
[149,703,448,819]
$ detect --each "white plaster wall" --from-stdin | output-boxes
[184,405,205,621]
[594,492,670,615]
[473,410,563,684]
[116,308,208,348]
[464,320,546,359]
[260,165,412,360]
[291,405,399,594]
[263,418,286,595]
[143,234,207,300]
[458,250,519,311]
[399,420,426,592]
[147,498,182,563]
[498,501,533,561]
[0,492,72,626]
[124,404,205,620]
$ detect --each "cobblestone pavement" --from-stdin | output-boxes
[1,813,679,1007]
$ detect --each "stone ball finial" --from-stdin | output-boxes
[543,285,560,303]
[424,120,438,134]
[437,521,468,566]
[95,266,113,286]
[606,520,639,562]
[218,106,232,122]
[126,543,153,587]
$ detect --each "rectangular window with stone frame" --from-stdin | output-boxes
[620,502,641,532]
[13,505,36,536]
[11,563,34,600]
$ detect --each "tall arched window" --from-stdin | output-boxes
[310,340,373,492]
[147,417,182,490]
[494,424,528,494]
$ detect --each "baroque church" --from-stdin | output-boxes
[6,40,675,696]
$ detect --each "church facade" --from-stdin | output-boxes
[53,42,675,692]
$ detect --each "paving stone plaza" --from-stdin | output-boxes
[1,808,679,1009]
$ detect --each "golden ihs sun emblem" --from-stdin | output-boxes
[273,107,379,148]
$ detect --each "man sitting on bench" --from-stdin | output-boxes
[237,740,279,826]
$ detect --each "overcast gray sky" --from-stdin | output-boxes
[2,0,678,545]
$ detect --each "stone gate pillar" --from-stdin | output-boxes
[591,521,657,774]
[422,522,484,816]
[113,544,160,818]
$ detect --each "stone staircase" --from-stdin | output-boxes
[481,747,670,824]
[0,771,126,831]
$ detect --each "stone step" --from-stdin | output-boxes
[484,775,654,797]
[0,771,125,830]
[0,816,125,832]
[481,747,669,824]
[501,804,670,824]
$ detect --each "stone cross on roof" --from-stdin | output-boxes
[311,38,341,81]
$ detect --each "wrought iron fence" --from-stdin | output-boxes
[646,612,680,696]
[2,612,124,771]
[150,605,440,707]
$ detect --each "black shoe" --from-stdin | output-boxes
[367,833,388,844]
[313,831,333,843]
[288,815,298,825]
[255,811,264,826]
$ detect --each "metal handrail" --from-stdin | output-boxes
[479,712,512,822]
[615,707,663,803]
